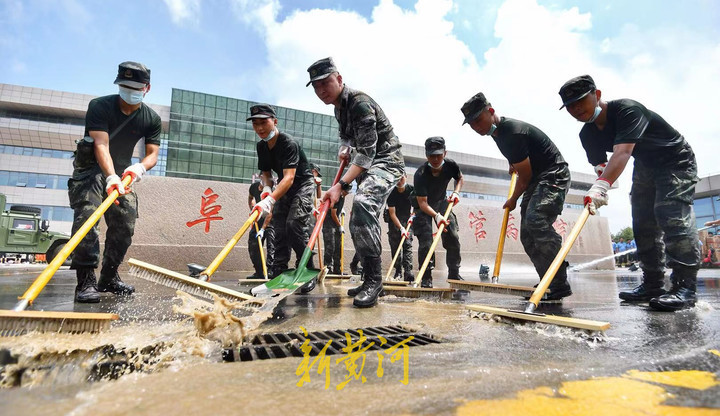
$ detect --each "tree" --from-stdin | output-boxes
[612,227,634,241]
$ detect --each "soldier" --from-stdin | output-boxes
[386,173,415,282]
[413,137,464,287]
[462,93,572,299]
[247,179,274,279]
[308,57,404,307]
[249,104,317,292]
[69,61,161,303]
[322,191,346,275]
[559,75,701,311]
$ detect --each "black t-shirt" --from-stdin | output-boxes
[84,95,162,173]
[386,184,415,223]
[257,132,313,195]
[413,159,462,207]
[494,117,567,181]
[579,99,685,168]
[249,182,268,220]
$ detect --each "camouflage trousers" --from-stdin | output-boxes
[387,222,413,276]
[519,179,568,281]
[350,162,404,259]
[322,223,342,274]
[268,179,315,277]
[248,215,275,276]
[68,170,137,269]
[414,202,461,275]
[631,144,700,276]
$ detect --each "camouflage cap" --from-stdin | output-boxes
[558,75,596,110]
[461,92,490,125]
[306,57,338,87]
[425,137,446,155]
[246,104,277,121]
[114,61,151,89]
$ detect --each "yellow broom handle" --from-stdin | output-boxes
[255,221,268,279]
[527,207,591,310]
[17,175,134,307]
[202,209,259,279]
[339,212,345,275]
[385,214,414,281]
[493,172,518,280]
[413,202,455,286]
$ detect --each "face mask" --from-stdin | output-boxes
[486,123,497,136]
[430,159,445,169]
[261,128,276,142]
[118,86,145,105]
[584,105,602,124]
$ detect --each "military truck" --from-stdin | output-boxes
[0,193,72,264]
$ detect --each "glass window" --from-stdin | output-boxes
[695,197,714,217]
[227,99,238,112]
[0,171,8,186]
[13,218,35,230]
[13,147,23,155]
[713,195,720,218]
[217,96,227,109]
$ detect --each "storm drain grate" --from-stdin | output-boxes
[222,325,440,362]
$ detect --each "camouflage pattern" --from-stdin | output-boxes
[248,221,275,276]
[68,170,137,269]
[268,178,316,278]
[631,143,700,278]
[322,222,341,274]
[414,200,461,276]
[519,176,568,282]
[387,223,413,276]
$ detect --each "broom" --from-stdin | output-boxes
[0,175,137,336]
[466,206,611,331]
[449,173,537,297]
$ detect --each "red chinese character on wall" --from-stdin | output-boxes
[186,188,224,233]
[553,218,568,238]
[506,214,519,241]
[468,210,487,243]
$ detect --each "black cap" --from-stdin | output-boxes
[308,163,322,177]
[306,57,338,87]
[461,92,491,125]
[425,137,446,155]
[246,104,277,121]
[114,61,151,89]
[558,75,596,109]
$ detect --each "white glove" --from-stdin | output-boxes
[122,162,146,183]
[253,195,276,215]
[584,178,611,215]
[261,186,272,199]
[434,212,449,228]
[105,174,126,195]
[400,226,410,239]
[256,229,265,239]
[594,163,607,177]
[314,176,322,185]
[339,226,345,234]
[338,145,351,161]
[447,191,460,205]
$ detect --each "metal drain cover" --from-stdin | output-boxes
[222,325,440,362]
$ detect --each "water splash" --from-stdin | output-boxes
[571,248,637,271]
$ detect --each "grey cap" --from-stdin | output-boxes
[306,57,338,87]
[114,61,151,89]
[461,92,491,125]
[558,75,596,109]
[425,137,446,155]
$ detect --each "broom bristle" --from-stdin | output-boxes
[382,286,455,300]
[128,259,264,312]
[447,279,538,296]
[0,310,117,337]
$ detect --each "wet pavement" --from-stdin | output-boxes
[1,263,719,415]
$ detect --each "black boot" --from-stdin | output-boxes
[649,271,697,311]
[619,270,666,302]
[299,276,316,294]
[393,268,402,280]
[546,261,572,300]
[354,257,383,308]
[448,269,463,281]
[420,268,433,288]
[246,272,264,279]
[403,271,415,283]
[75,267,100,303]
[347,269,366,297]
[98,264,135,295]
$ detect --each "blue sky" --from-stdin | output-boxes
[2,0,719,232]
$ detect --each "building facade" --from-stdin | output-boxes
[695,173,720,230]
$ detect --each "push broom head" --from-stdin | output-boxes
[128,258,264,312]
[448,279,540,297]
[0,310,118,337]
[382,285,456,300]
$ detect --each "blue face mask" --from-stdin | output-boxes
[261,128,276,142]
[486,123,497,136]
[118,86,145,105]
[584,105,602,124]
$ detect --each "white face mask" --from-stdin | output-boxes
[584,105,602,124]
[118,85,145,105]
[261,128,277,142]
[486,123,497,136]
[430,159,445,169]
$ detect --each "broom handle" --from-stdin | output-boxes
[255,221,268,279]
[492,172,518,283]
[308,159,348,251]
[412,183,461,287]
[316,198,324,270]
[339,211,345,275]
[525,207,591,313]
[385,213,414,281]
[15,175,134,311]
[201,209,259,280]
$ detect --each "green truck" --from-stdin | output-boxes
[0,193,71,264]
